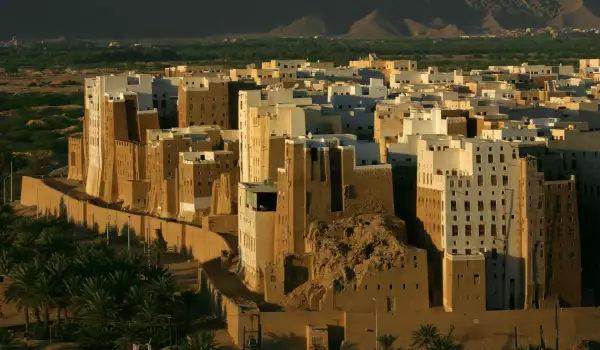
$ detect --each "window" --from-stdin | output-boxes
[491,175,497,186]
[451,201,457,211]
[492,248,498,259]
[491,225,497,237]
[500,154,505,162]
[476,154,481,164]
[478,175,484,186]
[474,274,480,285]
[386,297,396,313]
[466,249,472,255]
[488,154,494,163]
[503,175,509,186]
[478,201,484,211]
[491,200,497,211]
[465,225,472,236]
[452,225,459,236]
[502,225,507,236]
[479,224,485,236]
[464,201,471,211]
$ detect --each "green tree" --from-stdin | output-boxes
[4,262,39,332]
[377,334,398,350]
[0,328,21,349]
[1,212,188,348]
[430,336,462,350]
[183,332,218,350]
[411,324,441,349]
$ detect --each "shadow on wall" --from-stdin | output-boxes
[391,164,417,227]
[59,197,67,220]
[91,221,100,235]
[284,255,310,294]
[413,218,443,307]
[119,222,138,240]
[261,332,306,350]
[200,269,224,318]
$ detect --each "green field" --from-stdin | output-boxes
[2,36,600,72]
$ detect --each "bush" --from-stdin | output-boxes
[32,130,58,149]
[28,323,49,340]
[7,129,33,143]
[64,108,84,119]
[53,137,69,154]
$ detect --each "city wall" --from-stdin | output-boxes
[20,177,233,263]
[20,177,600,349]
[238,306,600,350]
[196,258,600,349]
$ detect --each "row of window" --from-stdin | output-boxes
[450,247,499,257]
[450,174,510,189]
[451,199,506,212]
[451,224,507,237]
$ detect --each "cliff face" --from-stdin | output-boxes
[1,0,600,39]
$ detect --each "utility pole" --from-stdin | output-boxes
[36,183,39,219]
[127,215,131,252]
[168,316,172,349]
[10,155,15,203]
[147,226,151,267]
[372,297,378,350]
[555,303,559,350]
[106,214,111,246]
[3,175,9,205]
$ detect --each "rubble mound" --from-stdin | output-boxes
[283,214,408,309]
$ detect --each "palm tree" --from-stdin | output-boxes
[0,250,13,275]
[44,253,72,322]
[377,334,398,350]
[0,327,20,349]
[173,290,204,334]
[412,324,441,349]
[430,336,462,350]
[115,322,145,350]
[33,264,55,336]
[74,285,118,325]
[183,331,218,350]
[4,262,40,332]
[35,226,72,258]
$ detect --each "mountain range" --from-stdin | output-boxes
[1,0,600,39]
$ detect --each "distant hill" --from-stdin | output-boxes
[345,10,408,38]
[2,0,600,39]
[269,16,327,37]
